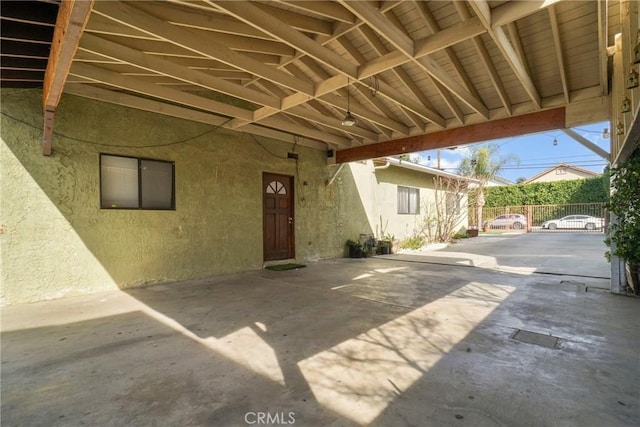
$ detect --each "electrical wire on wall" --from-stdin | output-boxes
[0,111,233,149]
[249,133,307,207]
[249,133,288,160]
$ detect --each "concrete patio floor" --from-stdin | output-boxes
[2,234,639,426]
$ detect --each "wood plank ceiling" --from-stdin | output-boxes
[1,1,618,157]
[0,0,60,88]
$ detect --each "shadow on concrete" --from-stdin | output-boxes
[2,257,473,426]
[3,257,639,426]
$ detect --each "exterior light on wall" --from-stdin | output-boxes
[342,78,357,127]
[627,66,639,89]
[616,121,625,135]
[621,95,632,113]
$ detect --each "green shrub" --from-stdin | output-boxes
[452,227,469,239]
[482,176,608,207]
[400,235,424,249]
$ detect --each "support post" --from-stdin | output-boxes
[42,0,94,156]
[609,213,626,294]
[43,109,55,156]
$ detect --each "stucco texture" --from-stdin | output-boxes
[1,89,365,304]
[348,162,469,241]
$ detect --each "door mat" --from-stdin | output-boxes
[265,263,306,271]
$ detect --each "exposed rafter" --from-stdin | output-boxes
[597,0,608,96]
[18,0,607,156]
[468,0,542,109]
[92,1,314,94]
[453,1,512,116]
[548,5,569,104]
[42,0,94,155]
[342,0,488,119]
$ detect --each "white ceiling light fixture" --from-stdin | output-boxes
[342,78,357,127]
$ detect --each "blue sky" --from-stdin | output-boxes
[412,121,610,182]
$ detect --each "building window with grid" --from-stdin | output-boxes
[100,154,175,210]
[398,186,420,214]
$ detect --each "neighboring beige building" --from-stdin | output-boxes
[346,157,474,243]
[485,176,514,187]
[524,163,602,183]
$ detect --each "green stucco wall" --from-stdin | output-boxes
[1,89,365,304]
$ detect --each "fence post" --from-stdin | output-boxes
[525,205,532,232]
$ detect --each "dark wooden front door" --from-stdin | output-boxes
[263,173,294,261]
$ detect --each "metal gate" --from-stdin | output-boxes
[470,203,607,233]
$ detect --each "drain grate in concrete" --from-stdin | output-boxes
[511,329,559,349]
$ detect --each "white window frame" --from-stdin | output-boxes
[398,186,420,214]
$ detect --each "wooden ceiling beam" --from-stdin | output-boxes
[491,0,566,28]
[42,0,94,156]
[453,1,511,116]
[413,1,481,102]
[280,1,356,24]
[252,2,333,36]
[210,0,357,77]
[468,0,542,110]
[548,5,569,104]
[92,1,313,95]
[294,54,408,135]
[79,33,278,109]
[259,116,351,147]
[63,83,331,150]
[357,25,436,128]
[505,22,532,77]
[347,1,487,120]
[336,107,566,163]
[329,40,412,131]
[70,62,254,120]
[236,1,436,128]
[286,105,379,140]
[376,10,464,123]
[338,0,413,57]
[597,0,608,95]
[133,1,272,40]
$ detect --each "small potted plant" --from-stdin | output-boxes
[346,239,364,258]
[378,235,393,255]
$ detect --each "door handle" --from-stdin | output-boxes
[288,217,293,224]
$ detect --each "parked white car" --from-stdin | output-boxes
[487,214,527,229]
[541,215,605,230]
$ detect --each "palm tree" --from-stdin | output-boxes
[458,144,517,228]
